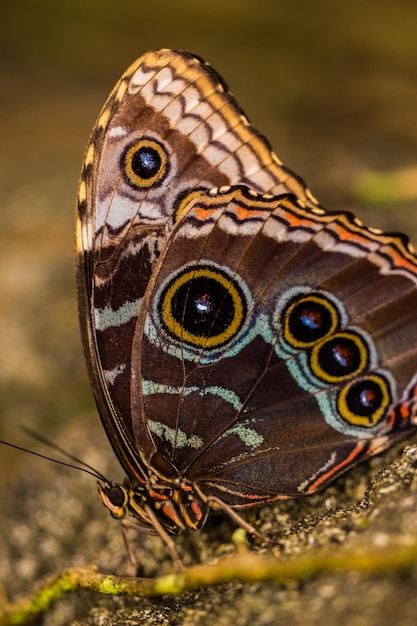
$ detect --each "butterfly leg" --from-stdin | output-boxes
[208,495,271,545]
[143,504,183,571]
[121,507,183,572]
[120,522,139,574]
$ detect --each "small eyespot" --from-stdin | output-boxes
[159,266,246,349]
[283,294,340,349]
[337,375,392,427]
[122,138,169,188]
[309,331,368,383]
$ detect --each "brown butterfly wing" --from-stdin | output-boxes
[76,50,320,477]
[135,186,417,504]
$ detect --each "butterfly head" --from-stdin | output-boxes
[97,482,129,520]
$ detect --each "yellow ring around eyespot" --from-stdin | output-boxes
[337,374,390,427]
[283,294,340,349]
[124,139,167,188]
[309,331,368,383]
[161,268,244,348]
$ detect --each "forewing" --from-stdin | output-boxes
[75,49,319,477]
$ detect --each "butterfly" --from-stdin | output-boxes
[76,48,417,567]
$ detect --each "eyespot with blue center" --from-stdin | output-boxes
[122,137,169,188]
[159,265,247,349]
[145,261,257,364]
[282,293,340,349]
[309,330,368,383]
[337,374,392,428]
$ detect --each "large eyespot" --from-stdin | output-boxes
[122,138,169,188]
[283,294,340,349]
[160,266,246,349]
[337,375,392,427]
[309,331,368,383]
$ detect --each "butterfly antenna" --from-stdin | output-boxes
[0,426,109,483]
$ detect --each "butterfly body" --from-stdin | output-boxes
[76,49,417,556]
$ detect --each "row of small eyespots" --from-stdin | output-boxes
[281,292,392,427]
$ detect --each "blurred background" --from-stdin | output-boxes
[1,0,416,471]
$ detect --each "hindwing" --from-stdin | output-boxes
[134,186,417,505]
